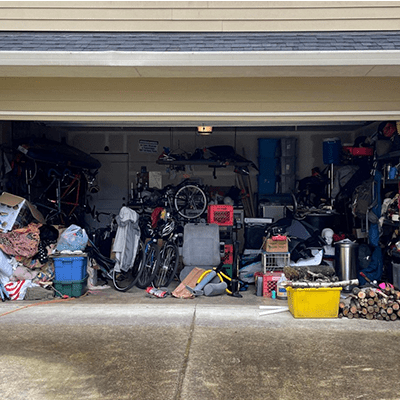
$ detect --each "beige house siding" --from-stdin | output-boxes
[1,1,400,32]
[1,76,400,123]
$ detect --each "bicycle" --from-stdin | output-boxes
[137,178,208,221]
[153,211,181,288]
[86,215,145,292]
[112,238,145,292]
[32,167,90,226]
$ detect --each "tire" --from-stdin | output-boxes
[174,184,207,219]
[136,241,161,289]
[112,239,145,292]
[153,242,179,288]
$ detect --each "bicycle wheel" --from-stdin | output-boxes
[153,242,179,288]
[174,184,207,219]
[136,241,161,289]
[112,239,145,292]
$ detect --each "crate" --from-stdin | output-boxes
[286,287,342,318]
[207,205,234,226]
[222,264,233,278]
[263,272,283,298]
[53,256,88,281]
[53,275,88,298]
[262,251,290,273]
[222,244,234,264]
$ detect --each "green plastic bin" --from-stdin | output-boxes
[53,275,88,298]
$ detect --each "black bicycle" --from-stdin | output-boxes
[137,178,208,221]
[112,238,145,292]
[153,211,181,288]
[86,221,145,292]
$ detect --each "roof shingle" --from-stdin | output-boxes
[1,31,400,52]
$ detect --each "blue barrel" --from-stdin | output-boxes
[323,138,341,165]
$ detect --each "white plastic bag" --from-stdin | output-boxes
[56,224,88,252]
[239,261,263,283]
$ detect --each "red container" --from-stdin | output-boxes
[343,146,373,156]
[263,272,282,298]
[222,244,234,264]
[207,205,234,226]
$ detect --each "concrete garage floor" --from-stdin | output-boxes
[1,284,400,400]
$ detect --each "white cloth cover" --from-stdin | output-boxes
[112,207,140,273]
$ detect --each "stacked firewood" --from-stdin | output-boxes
[339,286,400,321]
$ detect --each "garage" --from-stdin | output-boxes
[1,2,400,314]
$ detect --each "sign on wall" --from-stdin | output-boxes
[139,139,158,153]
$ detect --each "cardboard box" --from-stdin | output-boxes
[0,192,45,231]
[263,238,289,253]
[172,267,205,299]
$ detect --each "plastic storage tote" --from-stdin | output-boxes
[286,287,342,318]
[53,275,88,298]
[53,255,88,281]
[258,138,280,158]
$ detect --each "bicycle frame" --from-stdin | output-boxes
[34,168,86,225]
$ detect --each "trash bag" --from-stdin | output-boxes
[56,224,88,252]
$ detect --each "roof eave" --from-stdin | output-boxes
[1,50,400,77]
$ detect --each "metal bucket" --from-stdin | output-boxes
[334,241,359,292]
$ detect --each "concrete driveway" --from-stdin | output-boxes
[1,286,400,400]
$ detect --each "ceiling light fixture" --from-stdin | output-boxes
[197,125,213,135]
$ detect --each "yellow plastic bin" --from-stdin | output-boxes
[286,287,342,318]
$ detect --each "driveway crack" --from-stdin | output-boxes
[174,305,196,400]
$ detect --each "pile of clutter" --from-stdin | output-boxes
[0,192,93,301]
[0,222,61,300]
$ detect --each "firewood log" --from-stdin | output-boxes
[390,313,398,321]
[352,287,361,295]
[361,307,368,315]
[377,291,389,299]
[367,298,375,306]
[350,305,358,314]
[359,299,368,307]
[283,279,358,288]
[358,291,366,299]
